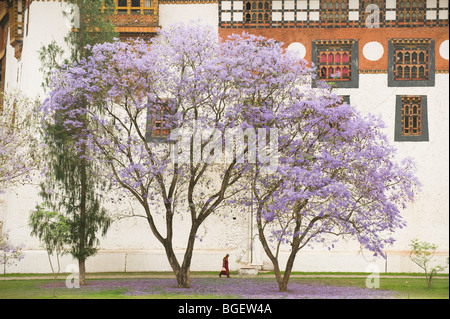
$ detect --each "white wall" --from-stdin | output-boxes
[159,3,219,32]
[17,0,72,100]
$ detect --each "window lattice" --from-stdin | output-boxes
[150,102,172,139]
[317,42,352,81]
[397,0,426,23]
[393,40,430,81]
[401,96,422,136]
[321,0,348,24]
[361,0,384,25]
[116,0,153,15]
[244,1,271,23]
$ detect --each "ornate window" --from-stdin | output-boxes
[106,0,157,38]
[244,1,271,23]
[312,40,359,88]
[394,45,428,80]
[388,39,435,87]
[395,96,428,141]
[320,0,348,24]
[116,0,153,15]
[401,96,422,136]
[397,0,426,24]
[146,99,175,142]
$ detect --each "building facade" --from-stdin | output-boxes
[0,0,448,274]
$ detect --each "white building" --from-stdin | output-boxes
[0,0,448,274]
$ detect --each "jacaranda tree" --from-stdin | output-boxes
[236,76,420,292]
[41,22,419,290]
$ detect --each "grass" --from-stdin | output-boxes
[291,277,449,299]
[0,279,224,299]
[0,272,448,299]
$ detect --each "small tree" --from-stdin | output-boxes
[38,0,117,286]
[29,203,71,297]
[0,232,24,275]
[409,239,449,288]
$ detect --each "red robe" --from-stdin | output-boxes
[220,256,229,276]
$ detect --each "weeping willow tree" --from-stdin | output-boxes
[39,0,118,285]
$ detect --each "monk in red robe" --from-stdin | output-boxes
[219,254,230,278]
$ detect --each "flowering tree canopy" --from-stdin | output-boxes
[0,92,39,189]
[0,232,25,275]
[235,70,420,292]
[41,22,419,290]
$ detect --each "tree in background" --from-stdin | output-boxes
[0,232,24,275]
[0,91,39,189]
[38,0,118,285]
[410,239,449,288]
[29,203,71,298]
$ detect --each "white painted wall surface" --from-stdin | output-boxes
[15,1,72,101]
[159,4,219,32]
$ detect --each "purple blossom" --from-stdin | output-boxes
[43,278,397,299]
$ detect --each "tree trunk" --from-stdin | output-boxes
[79,259,86,286]
[79,153,87,286]
[162,221,199,288]
[277,278,288,292]
[162,239,191,288]
[175,267,191,288]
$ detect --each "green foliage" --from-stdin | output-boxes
[64,0,118,62]
[29,203,71,256]
[409,238,449,288]
[0,232,24,275]
[29,203,72,297]
[38,40,66,92]
[38,0,117,277]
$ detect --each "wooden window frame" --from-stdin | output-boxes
[146,99,175,143]
[312,40,359,88]
[244,0,271,24]
[395,95,429,142]
[115,0,154,15]
[320,0,349,25]
[388,39,435,87]
[397,0,426,25]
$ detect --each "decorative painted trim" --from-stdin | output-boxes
[359,69,388,74]
[219,0,449,28]
[5,0,26,60]
[159,0,217,3]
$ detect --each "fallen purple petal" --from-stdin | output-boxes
[44,278,397,299]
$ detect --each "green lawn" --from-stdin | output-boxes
[0,272,448,299]
[0,279,224,299]
[293,276,449,299]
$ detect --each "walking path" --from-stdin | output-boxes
[0,272,448,280]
